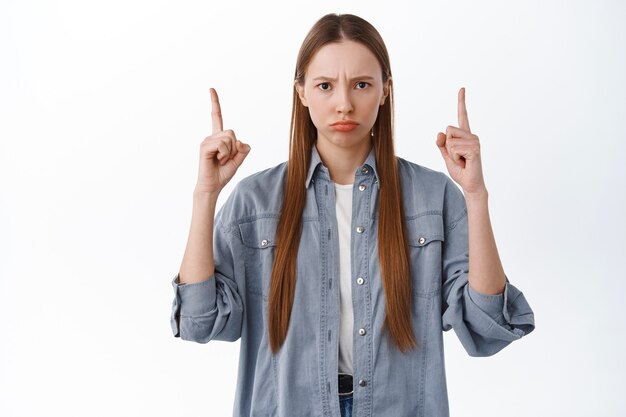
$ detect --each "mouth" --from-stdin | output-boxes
[331,120,358,126]
[331,123,358,132]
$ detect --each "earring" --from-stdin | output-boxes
[370,129,374,137]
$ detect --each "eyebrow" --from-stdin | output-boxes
[312,75,376,82]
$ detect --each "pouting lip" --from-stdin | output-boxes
[331,120,358,126]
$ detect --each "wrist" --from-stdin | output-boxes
[465,187,488,200]
[193,189,220,203]
[464,188,489,210]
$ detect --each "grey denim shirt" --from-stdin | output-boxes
[170,142,535,417]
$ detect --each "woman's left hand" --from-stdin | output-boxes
[436,87,487,195]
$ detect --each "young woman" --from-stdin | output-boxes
[170,13,535,417]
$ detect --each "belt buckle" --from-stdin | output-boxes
[338,372,353,396]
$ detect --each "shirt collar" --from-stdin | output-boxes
[304,141,380,189]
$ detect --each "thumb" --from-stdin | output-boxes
[231,140,251,167]
[435,132,450,161]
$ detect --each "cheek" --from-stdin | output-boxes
[306,108,322,127]
[305,98,328,125]
[364,97,382,121]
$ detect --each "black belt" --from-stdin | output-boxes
[338,373,353,396]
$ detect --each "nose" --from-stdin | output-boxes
[335,85,354,114]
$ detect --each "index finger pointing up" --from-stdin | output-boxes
[458,87,471,133]
[210,87,224,134]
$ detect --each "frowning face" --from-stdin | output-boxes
[295,39,390,152]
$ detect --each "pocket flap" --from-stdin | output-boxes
[405,214,445,247]
[238,217,279,248]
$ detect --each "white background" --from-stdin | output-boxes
[1,1,625,416]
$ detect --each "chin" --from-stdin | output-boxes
[321,131,369,149]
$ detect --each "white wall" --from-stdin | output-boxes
[1,0,624,416]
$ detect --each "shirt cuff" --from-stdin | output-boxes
[170,273,217,337]
[467,280,506,321]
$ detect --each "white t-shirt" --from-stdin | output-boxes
[334,182,354,375]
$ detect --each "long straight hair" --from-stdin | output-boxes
[268,13,418,355]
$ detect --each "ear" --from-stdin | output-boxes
[294,81,308,107]
[380,77,392,106]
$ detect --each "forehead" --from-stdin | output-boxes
[305,40,381,79]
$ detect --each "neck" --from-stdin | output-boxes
[315,135,372,185]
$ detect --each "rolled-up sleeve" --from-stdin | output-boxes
[170,220,244,344]
[440,177,535,357]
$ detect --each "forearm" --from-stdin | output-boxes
[465,189,507,295]
[178,191,220,284]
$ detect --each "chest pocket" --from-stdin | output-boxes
[238,217,279,300]
[404,213,445,297]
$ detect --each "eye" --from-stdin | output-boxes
[316,81,371,91]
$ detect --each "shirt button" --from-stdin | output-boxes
[356,226,365,233]
[358,184,366,191]
[358,379,367,387]
[361,167,369,174]
[356,277,364,285]
[261,239,269,247]
[358,328,366,336]
[418,237,426,245]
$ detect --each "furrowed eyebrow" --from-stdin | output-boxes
[312,75,376,82]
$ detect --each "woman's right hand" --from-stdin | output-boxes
[195,88,251,195]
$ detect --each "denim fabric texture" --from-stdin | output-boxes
[170,142,536,417]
